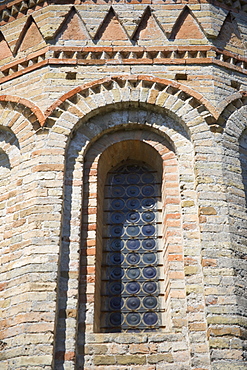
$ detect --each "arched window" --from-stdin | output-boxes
[100,161,162,332]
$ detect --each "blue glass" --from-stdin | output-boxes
[142,185,154,196]
[110,253,124,265]
[126,267,140,279]
[111,239,124,251]
[110,282,123,295]
[143,267,157,279]
[126,185,139,197]
[126,198,140,209]
[111,212,125,223]
[126,297,140,310]
[126,225,140,237]
[143,281,157,294]
[143,312,158,326]
[113,174,125,184]
[101,162,160,332]
[142,198,155,209]
[126,253,140,265]
[142,239,155,250]
[126,312,141,326]
[110,312,122,326]
[111,199,125,210]
[143,296,157,309]
[142,173,154,183]
[142,211,155,223]
[126,239,140,250]
[142,252,156,264]
[110,267,124,279]
[127,173,139,184]
[126,281,140,294]
[112,186,125,197]
[127,211,140,223]
[142,225,155,236]
[110,297,123,310]
[111,225,124,237]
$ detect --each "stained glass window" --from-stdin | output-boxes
[100,162,161,332]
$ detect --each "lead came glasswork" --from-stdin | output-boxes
[101,163,161,332]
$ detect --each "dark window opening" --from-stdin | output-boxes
[100,161,162,332]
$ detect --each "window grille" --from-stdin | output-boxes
[100,162,162,332]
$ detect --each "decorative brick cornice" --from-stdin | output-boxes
[0,0,246,27]
[0,45,246,85]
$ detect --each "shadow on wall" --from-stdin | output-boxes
[0,149,11,170]
[239,130,247,208]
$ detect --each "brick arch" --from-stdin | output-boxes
[217,91,247,128]
[54,111,210,368]
[45,75,218,139]
[0,95,44,129]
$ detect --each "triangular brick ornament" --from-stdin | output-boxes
[94,7,129,41]
[132,7,166,42]
[56,7,90,41]
[0,32,12,60]
[15,16,46,54]
[170,6,205,39]
[215,13,245,50]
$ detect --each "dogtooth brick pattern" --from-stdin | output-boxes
[0,0,246,369]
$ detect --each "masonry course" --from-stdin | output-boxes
[0,0,246,369]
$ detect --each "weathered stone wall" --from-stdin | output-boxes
[0,0,246,369]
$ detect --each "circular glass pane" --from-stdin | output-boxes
[126,281,140,294]
[127,211,140,223]
[110,282,123,295]
[112,186,125,197]
[142,198,155,209]
[142,252,156,265]
[126,225,140,237]
[143,281,157,294]
[126,186,140,197]
[142,173,154,183]
[143,267,157,279]
[109,312,123,326]
[143,296,157,309]
[142,239,155,250]
[111,239,124,251]
[110,267,124,279]
[127,173,139,184]
[142,185,154,196]
[126,297,141,310]
[110,297,123,310]
[126,253,140,265]
[126,198,140,210]
[110,253,124,265]
[126,239,140,250]
[111,199,125,210]
[112,174,125,184]
[142,211,155,223]
[110,225,124,237]
[142,225,155,236]
[111,212,125,223]
[143,312,158,326]
[126,267,140,279]
[126,312,141,326]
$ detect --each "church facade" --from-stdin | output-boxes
[0,0,246,369]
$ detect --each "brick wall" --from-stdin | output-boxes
[0,0,246,369]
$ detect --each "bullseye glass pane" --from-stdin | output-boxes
[101,162,161,332]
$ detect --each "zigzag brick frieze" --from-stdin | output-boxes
[0,0,247,368]
[0,0,247,27]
